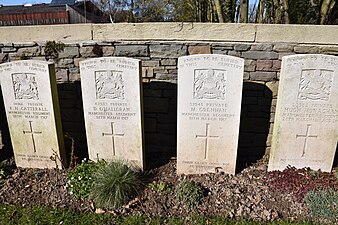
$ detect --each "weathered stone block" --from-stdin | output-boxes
[278,52,295,60]
[149,44,187,58]
[79,46,98,57]
[2,47,16,53]
[265,81,279,98]
[56,69,68,83]
[155,73,177,81]
[59,47,79,58]
[250,72,276,81]
[234,44,251,51]
[58,58,74,67]
[228,51,241,57]
[272,60,281,70]
[102,46,114,56]
[319,45,338,55]
[273,43,294,52]
[256,60,273,71]
[251,44,273,51]
[142,67,154,78]
[294,45,319,53]
[244,59,256,72]
[212,48,227,54]
[74,58,85,67]
[0,53,8,63]
[13,42,36,47]
[243,72,250,80]
[17,47,40,57]
[160,59,176,66]
[142,60,159,67]
[115,45,148,57]
[188,45,211,54]
[242,51,278,60]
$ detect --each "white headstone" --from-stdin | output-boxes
[80,57,144,169]
[177,54,244,174]
[269,54,338,172]
[0,60,65,168]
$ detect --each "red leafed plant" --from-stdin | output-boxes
[264,166,338,202]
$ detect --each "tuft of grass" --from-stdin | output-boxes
[67,159,100,199]
[0,204,319,225]
[175,179,204,210]
[304,188,338,223]
[90,160,143,209]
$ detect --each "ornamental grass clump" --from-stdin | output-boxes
[175,179,204,210]
[90,160,143,209]
[304,188,338,223]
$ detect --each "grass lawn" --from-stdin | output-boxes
[0,204,319,225]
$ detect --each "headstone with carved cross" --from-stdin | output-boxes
[268,54,338,172]
[80,57,144,169]
[177,54,244,175]
[0,60,66,168]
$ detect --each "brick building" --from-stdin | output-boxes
[0,0,107,26]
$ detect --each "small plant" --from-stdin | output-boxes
[0,166,4,179]
[265,167,338,202]
[67,159,100,199]
[90,160,142,209]
[175,179,204,210]
[148,181,172,193]
[44,41,65,58]
[304,188,338,222]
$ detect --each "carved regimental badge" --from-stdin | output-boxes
[194,69,227,100]
[298,69,334,101]
[12,73,39,100]
[95,70,125,100]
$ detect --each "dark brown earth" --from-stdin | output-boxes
[0,157,336,224]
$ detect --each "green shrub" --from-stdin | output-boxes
[90,160,142,209]
[67,159,100,199]
[44,41,65,58]
[304,188,338,222]
[175,179,204,210]
[148,181,172,193]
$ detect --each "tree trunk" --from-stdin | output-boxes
[273,0,282,23]
[256,0,264,23]
[283,0,290,24]
[214,0,225,22]
[240,0,248,23]
[320,0,334,24]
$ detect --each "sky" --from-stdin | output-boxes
[0,0,50,5]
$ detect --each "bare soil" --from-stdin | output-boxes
[0,157,336,223]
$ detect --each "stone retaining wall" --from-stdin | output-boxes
[0,23,337,167]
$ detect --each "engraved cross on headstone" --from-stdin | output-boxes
[196,123,219,159]
[102,122,124,156]
[23,121,42,153]
[296,124,318,157]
